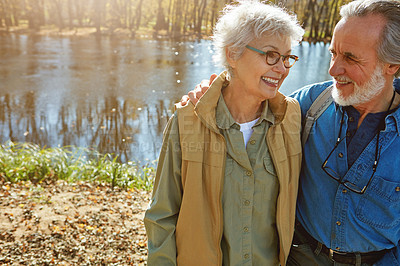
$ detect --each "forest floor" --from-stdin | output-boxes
[0,178,151,265]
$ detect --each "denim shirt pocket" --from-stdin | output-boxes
[356,175,400,229]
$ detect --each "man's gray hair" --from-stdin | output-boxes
[340,0,400,77]
[212,0,304,75]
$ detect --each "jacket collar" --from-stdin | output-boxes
[194,71,289,133]
[386,98,400,135]
[215,94,275,130]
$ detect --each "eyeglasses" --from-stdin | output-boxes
[245,45,299,68]
[321,111,380,194]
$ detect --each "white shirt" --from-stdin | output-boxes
[238,118,259,147]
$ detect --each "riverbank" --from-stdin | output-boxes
[0,25,209,41]
[0,142,154,264]
[0,25,330,43]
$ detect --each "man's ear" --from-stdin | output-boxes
[384,63,400,76]
[226,47,237,68]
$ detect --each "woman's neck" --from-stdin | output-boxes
[222,83,264,123]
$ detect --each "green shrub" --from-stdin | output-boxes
[0,141,155,191]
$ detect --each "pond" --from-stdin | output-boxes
[0,35,332,163]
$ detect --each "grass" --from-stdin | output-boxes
[0,141,155,191]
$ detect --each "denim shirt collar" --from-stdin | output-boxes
[333,89,400,135]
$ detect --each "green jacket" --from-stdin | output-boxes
[145,71,302,265]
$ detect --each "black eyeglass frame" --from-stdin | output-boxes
[245,45,299,68]
[321,111,380,195]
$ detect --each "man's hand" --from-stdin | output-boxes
[180,74,218,106]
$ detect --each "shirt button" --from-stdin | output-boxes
[244,227,249,232]
[249,139,256,145]
[246,171,252,176]
[349,117,354,122]
[336,221,341,226]
[396,187,400,192]
[244,200,250,206]
[244,254,250,259]
[338,153,344,158]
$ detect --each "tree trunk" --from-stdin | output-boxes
[128,0,132,30]
[27,0,41,30]
[11,0,19,27]
[210,0,218,31]
[301,0,314,31]
[38,0,45,26]
[167,0,174,34]
[192,0,199,31]
[94,0,104,35]
[316,0,329,41]
[68,0,73,29]
[2,0,12,28]
[74,0,82,27]
[0,0,5,28]
[155,0,167,32]
[183,0,189,33]
[135,0,144,30]
[54,0,65,31]
[326,0,341,39]
[172,0,182,37]
[195,0,207,35]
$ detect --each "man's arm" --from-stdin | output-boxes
[180,74,217,106]
[144,114,183,265]
[373,77,400,265]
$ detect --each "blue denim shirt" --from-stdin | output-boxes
[290,79,400,265]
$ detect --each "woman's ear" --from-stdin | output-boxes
[226,47,237,68]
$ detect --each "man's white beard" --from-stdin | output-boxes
[332,64,385,106]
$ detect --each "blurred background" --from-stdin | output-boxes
[0,0,343,163]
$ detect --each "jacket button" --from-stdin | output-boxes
[338,153,343,158]
[336,221,341,226]
[244,200,250,206]
[246,171,252,176]
[396,187,400,192]
[244,254,249,259]
[250,139,256,145]
[243,227,249,232]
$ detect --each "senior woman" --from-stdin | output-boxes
[144,1,304,265]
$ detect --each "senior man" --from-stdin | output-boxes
[287,0,400,265]
[182,0,400,265]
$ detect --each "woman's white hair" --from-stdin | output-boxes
[212,0,304,75]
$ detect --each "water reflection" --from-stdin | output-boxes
[0,35,331,163]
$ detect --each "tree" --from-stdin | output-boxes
[68,0,73,29]
[154,0,167,32]
[195,0,206,35]
[0,0,345,43]
[135,0,144,30]
[93,0,106,35]
[25,0,45,30]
